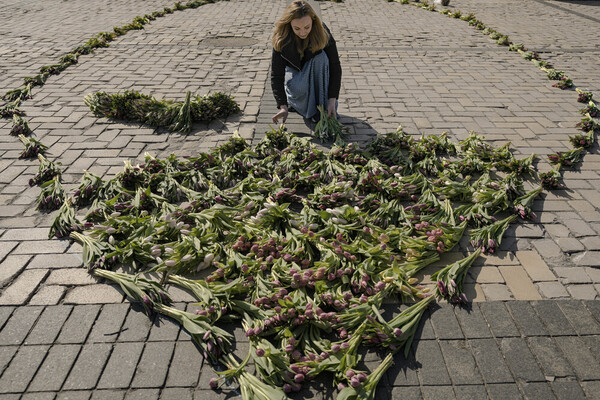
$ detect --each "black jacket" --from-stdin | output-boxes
[271,25,342,109]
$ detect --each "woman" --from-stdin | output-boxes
[271,0,342,125]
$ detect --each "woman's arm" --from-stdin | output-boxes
[271,49,288,109]
[323,28,342,117]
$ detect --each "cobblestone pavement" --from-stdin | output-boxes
[1,0,600,398]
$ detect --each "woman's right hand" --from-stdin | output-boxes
[272,105,289,124]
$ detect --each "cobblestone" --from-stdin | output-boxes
[28,344,80,392]
[0,306,43,346]
[56,304,100,344]
[63,284,124,304]
[0,255,31,288]
[537,281,570,299]
[130,342,174,388]
[62,343,112,390]
[567,284,600,300]
[25,305,72,345]
[0,345,49,393]
[97,342,144,389]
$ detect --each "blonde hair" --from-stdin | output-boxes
[272,1,329,55]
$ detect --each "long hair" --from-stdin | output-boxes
[272,1,329,55]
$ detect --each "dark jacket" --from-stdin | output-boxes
[271,24,342,109]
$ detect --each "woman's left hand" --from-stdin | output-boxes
[327,98,337,119]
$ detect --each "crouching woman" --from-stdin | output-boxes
[271,0,342,124]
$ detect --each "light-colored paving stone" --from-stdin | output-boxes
[481,284,514,301]
[63,284,124,304]
[537,281,570,299]
[567,284,599,300]
[0,269,49,305]
[28,285,67,305]
[515,250,557,282]
[467,266,505,284]
[46,268,99,286]
[498,265,542,301]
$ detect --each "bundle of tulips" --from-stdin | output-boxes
[83,90,240,133]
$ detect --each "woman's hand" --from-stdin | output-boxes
[327,98,337,119]
[272,105,289,124]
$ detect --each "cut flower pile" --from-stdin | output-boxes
[44,125,545,398]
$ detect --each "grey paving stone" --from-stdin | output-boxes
[87,303,129,343]
[389,386,423,400]
[124,389,160,400]
[131,342,175,388]
[0,242,17,262]
[453,305,492,338]
[519,382,557,400]
[506,301,548,336]
[56,304,101,344]
[555,336,600,380]
[160,387,194,400]
[55,392,92,400]
[97,342,144,389]
[0,307,14,330]
[567,284,599,300]
[556,299,600,335]
[117,307,153,342]
[421,386,456,400]
[0,269,49,305]
[0,306,43,345]
[532,301,576,336]
[63,343,112,390]
[500,337,545,382]
[0,255,31,287]
[581,381,600,400]
[469,338,513,384]
[21,393,56,400]
[28,253,83,269]
[25,305,73,345]
[413,309,436,340]
[527,337,574,378]
[29,285,67,305]
[63,284,125,304]
[428,303,464,340]
[584,300,600,324]
[90,390,125,400]
[147,315,180,342]
[583,336,600,366]
[486,383,522,400]
[573,251,600,267]
[165,342,203,388]
[0,346,18,376]
[28,344,81,391]
[552,380,586,400]
[537,282,570,299]
[413,340,451,385]
[479,302,520,338]
[0,395,20,400]
[453,385,489,400]
[439,340,482,385]
[0,345,49,393]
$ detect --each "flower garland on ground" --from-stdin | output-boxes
[41,125,541,399]
[388,0,599,190]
